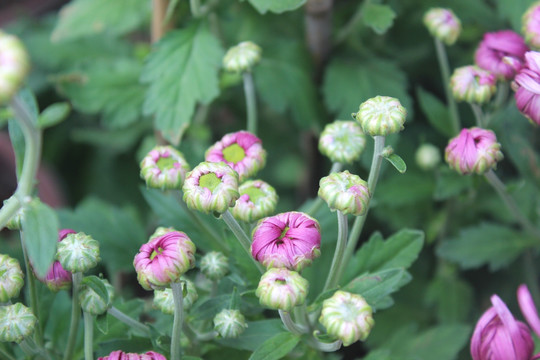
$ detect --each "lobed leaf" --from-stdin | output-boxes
[362,3,396,35]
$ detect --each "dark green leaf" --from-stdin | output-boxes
[375,172,435,207]
[416,87,453,138]
[82,275,109,305]
[496,0,534,31]
[21,199,59,278]
[216,319,284,351]
[38,102,71,129]
[7,119,24,178]
[362,3,396,35]
[190,294,232,320]
[384,153,406,173]
[96,313,109,334]
[362,349,392,360]
[400,324,472,360]
[433,166,472,200]
[247,0,306,14]
[248,332,300,360]
[141,22,223,144]
[425,276,473,323]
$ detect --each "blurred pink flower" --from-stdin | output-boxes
[475,30,529,80]
[523,2,540,49]
[514,51,540,125]
[98,350,166,360]
[251,211,321,271]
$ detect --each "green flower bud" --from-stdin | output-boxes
[223,41,262,72]
[256,268,309,312]
[79,278,114,315]
[318,121,366,164]
[153,278,198,314]
[423,8,462,46]
[57,232,100,273]
[230,180,278,223]
[0,254,24,302]
[354,96,407,137]
[450,66,496,104]
[0,31,30,105]
[200,252,229,281]
[140,146,190,190]
[149,226,178,240]
[319,291,374,346]
[318,171,370,216]
[0,303,36,343]
[213,309,248,338]
[415,143,441,171]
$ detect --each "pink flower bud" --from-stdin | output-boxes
[140,145,190,190]
[230,179,278,223]
[255,268,309,311]
[513,51,540,125]
[318,171,370,216]
[97,350,166,360]
[39,229,75,292]
[450,65,497,104]
[423,8,462,45]
[251,211,321,272]
[522,2,540,49]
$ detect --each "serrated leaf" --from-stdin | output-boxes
[82,275,109,306]
[384,153,406,173]
[362,3,396,34]
[437,223,537,271]
[52,0,150,42]
[21,199,59,278]
[38,102,71,129]
[141,22,223,144]
[247,0,306,14]
[416,87,454,137]
[249,332,300,360]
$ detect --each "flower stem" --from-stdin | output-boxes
[171,281,184,360]
[63,272,82,360]
[278,310,307,335]
[83,311,93,360]
[322,211,348,292]
[434,38,460,134]
[0,346,16,360]
[190,0,202,17]
[470,103,485,128]
[19,339,36,357]
[243,72,258,135]
[108,306,150,336]
[306,162,343,216]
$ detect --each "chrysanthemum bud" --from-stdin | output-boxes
[255,268,309,311]
[0,254,24,302]
[0,31,30,105]
[415,143,441,171]
[445,127,503,175]
[200,252,229,281]
[79,278,114,315]
[523,2,540,49]
[134,231,196,290]
[153,278,198,314]
[230,180,278,223]
[57,232,100,273]
[37,229,75,292]
[213,309,248,338]
[319,291,374,346]
[423,8,462,45]
[6,208,24,230]
[318,171,370,216]
[149,226,178,240]
[354,96,407,137]
[0,303,36,343]
[223,41,262,72]
[140,145,190,190]
[182,162,240,215]
[97,350,166,360]
[450,65,497,104]
[318,121,366,164]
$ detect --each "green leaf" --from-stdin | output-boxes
[247,0,306,14]
[496,0,535,31]
[52,0,150,42]
[433,166,472,200]
[21,199,59,278]
[425,276,473,323]
[38,102,71,129]
[141,22,224,144]
[437,223,537,271]
[362,3,396,35]
[400,324,472,360]
[375,172,435,207]
[82,276,109,305]
[362,349,392,360]
[216,319,284,351]
[95,313,109,334]
[384,153,406,173]
[416,87,453,138]
[190,294,232,321]
[249,332,301,360]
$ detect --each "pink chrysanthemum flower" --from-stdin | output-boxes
[134,231,196,291]
[445,127,503,175]
[36,229,75,292]
[475,30,529,80]
[251,211,321,272]
[97,350,166,360]
[523,2,540,49]
[230,179,278,223]
[205,131,266,182]
[140,145,190,190]
[450,65,497,104]
[513,51,540,125]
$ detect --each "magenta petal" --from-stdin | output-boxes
[518,284,540,338]
[491,294,529,360]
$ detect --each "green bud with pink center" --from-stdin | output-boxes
[153,278,198,314]
[256,268,309,311]
[319,290,374,346]
[0,31,30,105]
[423,8,462,46]
[140,145,190,190]
[0,254,24,302]
[214,309,248,338]
[354,96,407,137]
[319,121,366,164]
[57,232,100,273]
[183,162,240,215]
[0,303,36,343]
[318,171,370,216]
[79,278,114,315]
[223,41,262,73]
[230,180,278,223]
[200,251,229,281]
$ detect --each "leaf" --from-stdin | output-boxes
[384,153,406,173]
[189,294,232,321]
[96,313,109,334]
[496,0,535,32]
[425,276,473,323]
[362,3,396,35]
[38,102,71,129]
[82,275,109,305]
[400,324,472,360]
[323,58,411,120]
[249,332,301,360]
[437,223,537,271]
[433,166,473,200]
[52,0,150,42]
[416,87,454,138]
[216,319,284,351]
[362,349,392,360]
[246,0,306,14]
[21,199,59,278]
[141,22,224,144]
[375,172,435,207]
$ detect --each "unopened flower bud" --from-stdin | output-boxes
[318,171,370,216]
[230,180,278,223]
[183,162,240,215]
[79,278,114,315]
[223,41,261,72]
[319,121,366,164]
[450,65,497,104]
[0,254,24,302]
[153,278,198,314]
[38,229,75,292]
[98,350,166,360]
[354,96,407,137]
[149,226,177,240]
[0,303,36,343]
[57,232,100,273]
[200,252,229,281]
[415,143,441,171]
[214,309,248,338]
[423,8,462,45]
[256,268,309,311]
[319,291,374,346]
[140,145,190,190]
[6,208,24,230]
[0,31,30,105]
[523,2,540,49]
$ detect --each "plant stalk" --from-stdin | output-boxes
[279,310,306,335]
[470,103,485,128]
[108,306,151,336]
[83,311,93,360]
[171,281,184,360]
[20,232,43,346]
[434,38,460,134]
[322,211,348,292]
[63,272,82,360]
[243,72,258,135]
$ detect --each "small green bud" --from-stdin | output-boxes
[57,232,100,273]
[256,268,309,312]
[200,252,229,281]
[213,309,248,338]
[415,143,441,171]
[79,278,114,315]
[223,41,262,72]
[153,278,198,314]
[318,121,366,164]
[318,171,370,216]
[354,96,407,137]
[0,254,24,302]
[0,303,36,343]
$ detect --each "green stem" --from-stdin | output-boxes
[470,103,485,128]
[171,281,184,360]
[278,310,306,335]
[0,196,21,231]
[322,211,348,292]
[108,306,151,336]
[190,0,202,17]
[434,38,460,134]
[63,272,82,360]
[306,162,343,216]
[19,339,36,357]
[243,72,258,135]
[83,311,93,360]
[0,346,16,360]
[335,3,363,44]
[524,251,540,307]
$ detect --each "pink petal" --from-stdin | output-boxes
[518,284,540,338]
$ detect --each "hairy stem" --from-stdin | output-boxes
[243,72,258,135]
[63,272,82,360]
[171,281,184,360]
[434,38,460,134]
